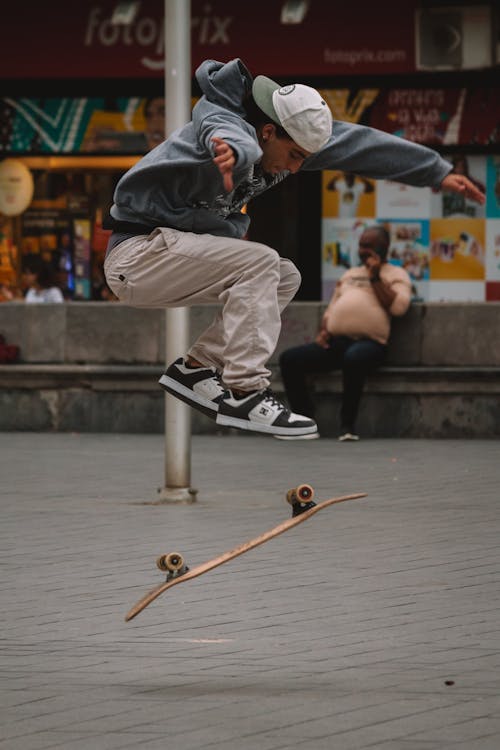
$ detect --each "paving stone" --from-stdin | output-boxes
[0,433,499,749]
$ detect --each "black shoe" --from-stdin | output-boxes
[159,358,225,418]
[338,428,360,442]
[216,388,318,437]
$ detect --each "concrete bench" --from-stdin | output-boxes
[0,361,499,437]
[1,301,499,436]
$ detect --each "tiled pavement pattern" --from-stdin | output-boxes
[1,432,499,750]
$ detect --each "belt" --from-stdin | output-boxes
[103,216,158,236]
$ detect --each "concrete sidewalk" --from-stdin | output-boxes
[1,432,499,750]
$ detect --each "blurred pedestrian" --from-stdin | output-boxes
[21,254,64,303]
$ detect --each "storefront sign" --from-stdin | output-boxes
[2,85,499,157]
[3,0,417,78]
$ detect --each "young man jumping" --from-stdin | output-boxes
[104,58,484,438]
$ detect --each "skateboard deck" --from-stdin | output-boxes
[125,485,367,622]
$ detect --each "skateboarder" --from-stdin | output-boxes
[104,58,484,437]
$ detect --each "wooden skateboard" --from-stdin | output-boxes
[125,485,367,622]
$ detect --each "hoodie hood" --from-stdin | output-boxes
[195,58,253,116]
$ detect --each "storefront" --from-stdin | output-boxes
[1,0,500,301]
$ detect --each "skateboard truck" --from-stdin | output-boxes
[286,484,317,517]
[156,552,190,581]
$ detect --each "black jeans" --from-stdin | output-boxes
[279,336,386,431]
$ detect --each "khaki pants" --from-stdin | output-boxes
[104,227,301,390]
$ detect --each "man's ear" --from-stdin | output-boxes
[261,123,275,143]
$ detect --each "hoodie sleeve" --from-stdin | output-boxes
[302,121,453,188]
[192,99,262,171]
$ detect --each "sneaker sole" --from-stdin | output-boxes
[159,374,219,419]
[216,413,318,436]
[274,432,320,441]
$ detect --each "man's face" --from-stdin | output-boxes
[358,229,384,266]
[259,126,311,175]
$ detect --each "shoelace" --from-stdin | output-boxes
[261,388,289,414]
[211,370,226,396]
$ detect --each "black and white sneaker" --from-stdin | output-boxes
[159,358,225,418]
[216,388,318,437]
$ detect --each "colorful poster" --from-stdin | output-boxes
[377,180,431,219]
[386,220,430,301]
[0,97,165,155]
[429,219,485,280]
[485,219,500,281]
[431,155,486,219]
[368,88,500,146]
[369,88,467,145]
[2,89,499,155]
[428,281,485,302]
[322,171,375,219]
[321,153,495,302]
[486,156,500,218]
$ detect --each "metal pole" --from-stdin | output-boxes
[157,0,196,503]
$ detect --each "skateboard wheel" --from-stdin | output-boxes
[286,484,314,506]
[156,552,184,572]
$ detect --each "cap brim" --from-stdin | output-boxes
[252,75,281,125]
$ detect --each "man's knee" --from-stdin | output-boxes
[245,242,281,273]
[280,257,301,291]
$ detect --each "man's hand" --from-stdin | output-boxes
[360,249,397,309]
[315,317,330,349]
[362,250,382,280]
[440,173,485,205]
[212,137,235,193]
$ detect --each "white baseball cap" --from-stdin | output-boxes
[252,75,333,153]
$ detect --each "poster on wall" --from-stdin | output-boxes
[486,156,500,218]
[485,220,500,301]
[429,218,485,281]
[367,87,500,146]
[2,85,499,154]
[0,97,166,155]
[321,159,497,303]
[385,220,430,301]
[322,171,375,219]
[431,155,486,219]
[376,180,430,219]
[427,280,486,302]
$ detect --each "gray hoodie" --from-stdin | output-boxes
[109,58,452,240]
